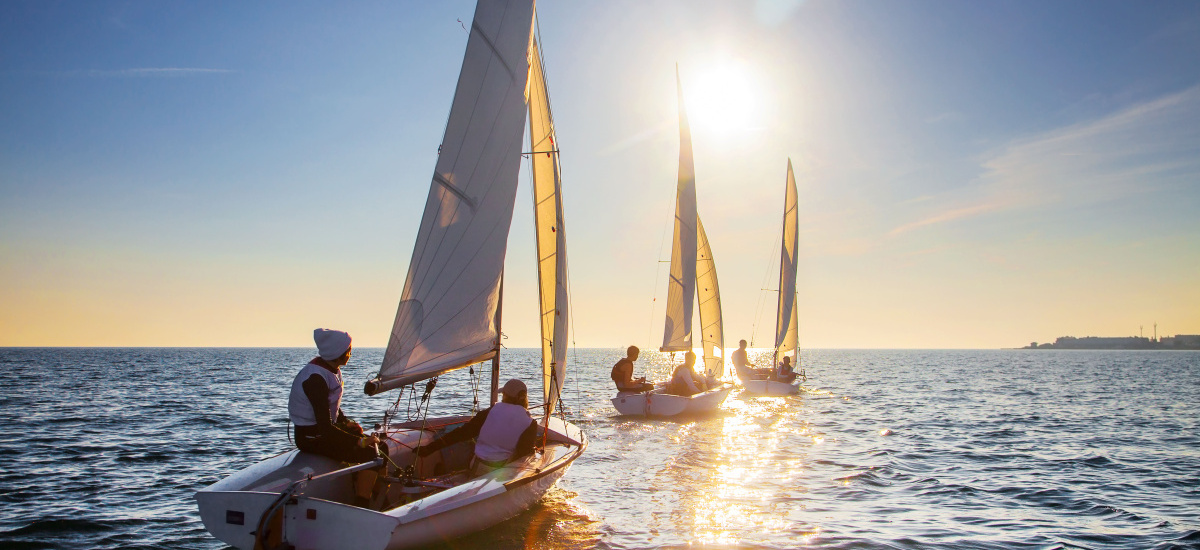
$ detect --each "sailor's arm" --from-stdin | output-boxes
[419,408,491,455]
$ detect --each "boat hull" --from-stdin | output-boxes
[741,379,800,395]
[610,384,732,417]
[196,417,586,550]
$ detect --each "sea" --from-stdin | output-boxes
[0,348,1197,550]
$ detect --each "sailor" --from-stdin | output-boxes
[775,356,799,383]
[288,328,384,505]
[611,345,654,393]
[731,339,771,380]
[668,351,708,396]
[417,378,538,474]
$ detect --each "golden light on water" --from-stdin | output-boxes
[665,393,815,545]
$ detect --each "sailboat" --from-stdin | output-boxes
[741,160,804,396]
[195,2,586,549]
[610,69,733,417]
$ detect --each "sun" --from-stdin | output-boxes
[682,60,763,140]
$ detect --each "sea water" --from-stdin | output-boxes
[0,348,1197,549]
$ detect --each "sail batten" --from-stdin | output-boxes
[774,159,800,365]
[528,34,569,417]
[369,0,536,395]
[662,67,698,353]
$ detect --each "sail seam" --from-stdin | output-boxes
[412,109,522,308]
[471,20,517,82]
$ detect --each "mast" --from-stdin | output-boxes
[491,274,504,406]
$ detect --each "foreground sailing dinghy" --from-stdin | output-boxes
[741,160,805,396]
[611,70,732,417]
[196,2,586,549]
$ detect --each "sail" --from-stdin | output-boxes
[367,0,536,395]
[527,35,569,416]
[661,67,698,352]
[774,159,799,364]
[696,216,724,377]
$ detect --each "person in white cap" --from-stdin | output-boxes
[417,378,538,474]
[288,329,384,505]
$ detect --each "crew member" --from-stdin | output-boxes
[611,345,654,392]
[775,356,799,383]
[668,351,708,396]
[288,328,384,506]
[417,379,538,474]
[731,339,772,380]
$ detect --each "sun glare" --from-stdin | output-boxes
[683,60,762,140]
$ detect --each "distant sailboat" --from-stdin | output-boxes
[611,68,733,417]
[742,159,804,396]
[195,2,586,548]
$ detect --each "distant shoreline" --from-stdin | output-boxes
[1023,335,1200,350]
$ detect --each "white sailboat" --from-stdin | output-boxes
[742,159,804,396]
[195,2,585,549]
[611,69,733,417]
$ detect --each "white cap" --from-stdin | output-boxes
[314,328,352,360]
[501,378,527,398]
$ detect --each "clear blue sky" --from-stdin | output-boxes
[2,0,1198,348]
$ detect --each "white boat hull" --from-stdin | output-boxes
[741,379,800,395]
[610,383,732,417]
[196,417,586,550]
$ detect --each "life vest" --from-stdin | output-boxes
[475,402,533,463]
[611,358,631,383]
[671,366,700,394]
[287,361,343,427]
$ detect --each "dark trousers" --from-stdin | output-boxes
[294,424,379,464]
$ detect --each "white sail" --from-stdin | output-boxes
[696,216,724,377]
[368,0,535,395]
[527,35,569,417]
[661,68,698,353]
[774,159,799,365]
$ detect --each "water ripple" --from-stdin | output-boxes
[0,348,1198,549]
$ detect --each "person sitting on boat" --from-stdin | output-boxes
[668,351,708,396]
[611,345,654,393]
[774,356,799,383]
[416,378,538,474]
[289,329,385,505]
[731,339,772,380]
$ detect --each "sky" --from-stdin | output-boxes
[1,0,1198,349]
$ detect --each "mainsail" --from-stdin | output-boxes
[367,0,535,395]
[661,67,698,353]
[526,34,569,416]
[696,215,724,377]
[774,159,800,366]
